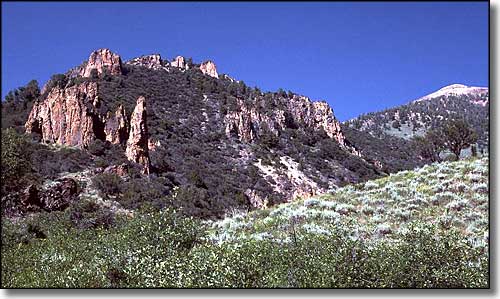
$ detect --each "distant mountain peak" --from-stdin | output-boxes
[414,83,488,102]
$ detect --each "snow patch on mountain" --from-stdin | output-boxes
[414,84,488,102]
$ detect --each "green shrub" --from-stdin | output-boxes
[1,212,488,288]
[1,128,34,193]
[91,173,123,198]
[68,199,116,230]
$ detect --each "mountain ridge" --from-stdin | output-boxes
[4,48,386,218]
[3,48,487,219]
[344,83,489,150]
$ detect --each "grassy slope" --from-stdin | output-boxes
[2,157,489,288]
[208,157,489,248]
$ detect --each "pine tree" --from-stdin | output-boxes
[442,119,478,159]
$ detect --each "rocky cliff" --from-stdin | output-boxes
[224,98,286,142]
[224,95,356,154]
[287,95,347,146]
[126,54,164,70]
[25,81,102,147]
[80,49,123,77]
[125,96,151,174]
[104,105,129,144]
[26,82,151,173]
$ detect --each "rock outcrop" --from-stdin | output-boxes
[224,95,350,149]
[125,96,151,174]
[248,155,322,207]
[171,56,188,69]
[21,178,79,212]
[287,96,346,145]
[126,54,164,70]
[25,81,103,147]
[199,60,218,78]
[80,49,123,77]
[41,178,79,211]
[25,83,152,174]
[224,99,286,142]
[104,105,129,144]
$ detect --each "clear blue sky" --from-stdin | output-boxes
[2,2,488,120]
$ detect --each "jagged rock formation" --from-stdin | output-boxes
[224,98,286,142]
[25,78,151,175]
[224,95,352,151]
[80,49,123,77]
[199,60,218,78]
[287,96,346,146]
[104,105,129,144]
[126,54,164,70]
[171,56,188,69]
[125,96,151,174]
[25,82,103,147]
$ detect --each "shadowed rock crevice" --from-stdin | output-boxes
[91,113,107,142]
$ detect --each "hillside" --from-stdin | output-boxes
[345,84,489,151]
[207,157,489,247]
[1,157,489,287]
[2,48,391,219]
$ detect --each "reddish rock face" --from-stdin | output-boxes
[199,60,218,78]
[127,54,163,70]
[125,96,151,174]
[104,105,129,144]
[25,82,103,147]
[25,82,152,174]
[80,48,122,77]
[171,56,188,69]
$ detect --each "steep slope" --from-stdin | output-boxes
[6,48,381,218]
[345,84,489,150]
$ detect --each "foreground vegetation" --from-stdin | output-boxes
[1,157,489,288]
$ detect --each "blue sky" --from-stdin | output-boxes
[2,2,488,120]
